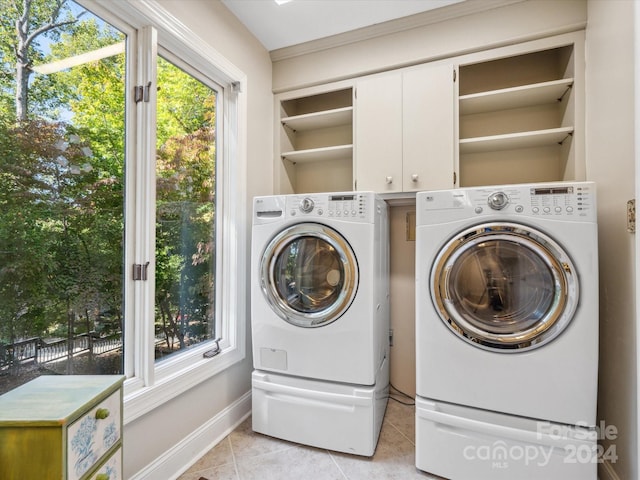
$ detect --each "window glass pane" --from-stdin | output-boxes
[155,56,217,361]
[0,0,125,394]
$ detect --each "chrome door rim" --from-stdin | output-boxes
[261,223,358,328]
[430,222,578,351]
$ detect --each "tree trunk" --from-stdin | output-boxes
[13,0,76,121]
[15,1,32,121]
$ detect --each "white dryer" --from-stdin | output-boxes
[251,191,390,455]
[415,182,599,479]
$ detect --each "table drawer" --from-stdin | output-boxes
[68,389,121,480]
[89,446,122,480]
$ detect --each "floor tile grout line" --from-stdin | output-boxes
[327,449,350,480]
[227,435,241,480]
[386,419,416,446]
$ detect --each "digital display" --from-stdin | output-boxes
[330,195,356,201]
[532,187,573,195]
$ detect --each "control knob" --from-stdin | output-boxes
[299,197,314,213]
[487,191,509,210]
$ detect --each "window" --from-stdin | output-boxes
[0,0,247,420]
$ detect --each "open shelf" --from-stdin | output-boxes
[282,106,353,132]
[277,86,354,193]
[459,78,573,115]
[281,144,353,164]
[460,127,573,154]
[457,40,581,187]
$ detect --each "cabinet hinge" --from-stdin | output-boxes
[134,82,152,103]
[132,262,150,281]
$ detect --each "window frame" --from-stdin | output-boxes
[77,0,248,424]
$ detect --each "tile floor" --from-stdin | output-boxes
[178,395,443,480]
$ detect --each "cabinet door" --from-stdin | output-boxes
[403,63,456,192]
[354,72,403,193]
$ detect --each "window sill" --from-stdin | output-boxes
[122,343,245,424]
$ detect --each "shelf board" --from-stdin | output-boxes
[281,144,353,164]
[281,106,353,132]
[459,127,574,154]
[459,78,573,115]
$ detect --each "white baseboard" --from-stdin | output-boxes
[130,390,252,480]
[598,458,621,480]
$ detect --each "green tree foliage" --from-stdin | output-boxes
[0,0,218,369]
[155,58,217,354]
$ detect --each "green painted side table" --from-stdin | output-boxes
[0,375,124,479]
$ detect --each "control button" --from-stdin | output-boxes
[567,206,574,213]
[344,210,349,216]
[299,197,314,213]
[532,207,539,213]
[515,205,524,213]
[555,206,562,213]
[317,209,323,216]
[290,210,297,216]
[488,191,509,210]
[475,207,483,214]
[543,207,551,213]
[352,210,356,216]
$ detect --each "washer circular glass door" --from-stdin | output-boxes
[261,223,358,328]
[431,222,578,351]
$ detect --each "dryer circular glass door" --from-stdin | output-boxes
[431,222,578,351]
[261,223,358,328]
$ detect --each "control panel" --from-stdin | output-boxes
[286,193,369,219]
[419,182,596,222]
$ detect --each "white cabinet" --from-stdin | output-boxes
[276,84,354,194]
[355,63,455,194]
[354,72,402,192]
[274,33,584,196]
[457,35,583,187]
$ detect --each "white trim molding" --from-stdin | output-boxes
[129,391,252,480]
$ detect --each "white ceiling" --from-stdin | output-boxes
[220,0,466,51]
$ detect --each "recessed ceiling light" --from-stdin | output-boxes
[274,0,293,5]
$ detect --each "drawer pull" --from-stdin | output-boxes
[95,408,110,420]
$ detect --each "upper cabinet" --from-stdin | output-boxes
[276,84,355,194]
[354,63,456,194]
[273,32,584,196]
[457,35,583,187]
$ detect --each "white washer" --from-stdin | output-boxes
[415,182,599,479]
[251,191,389,455]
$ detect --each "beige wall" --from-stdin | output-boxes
[272,0,587,92]
[586,2,637,480]
[389,206,417,396]
[123,1,273,477]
